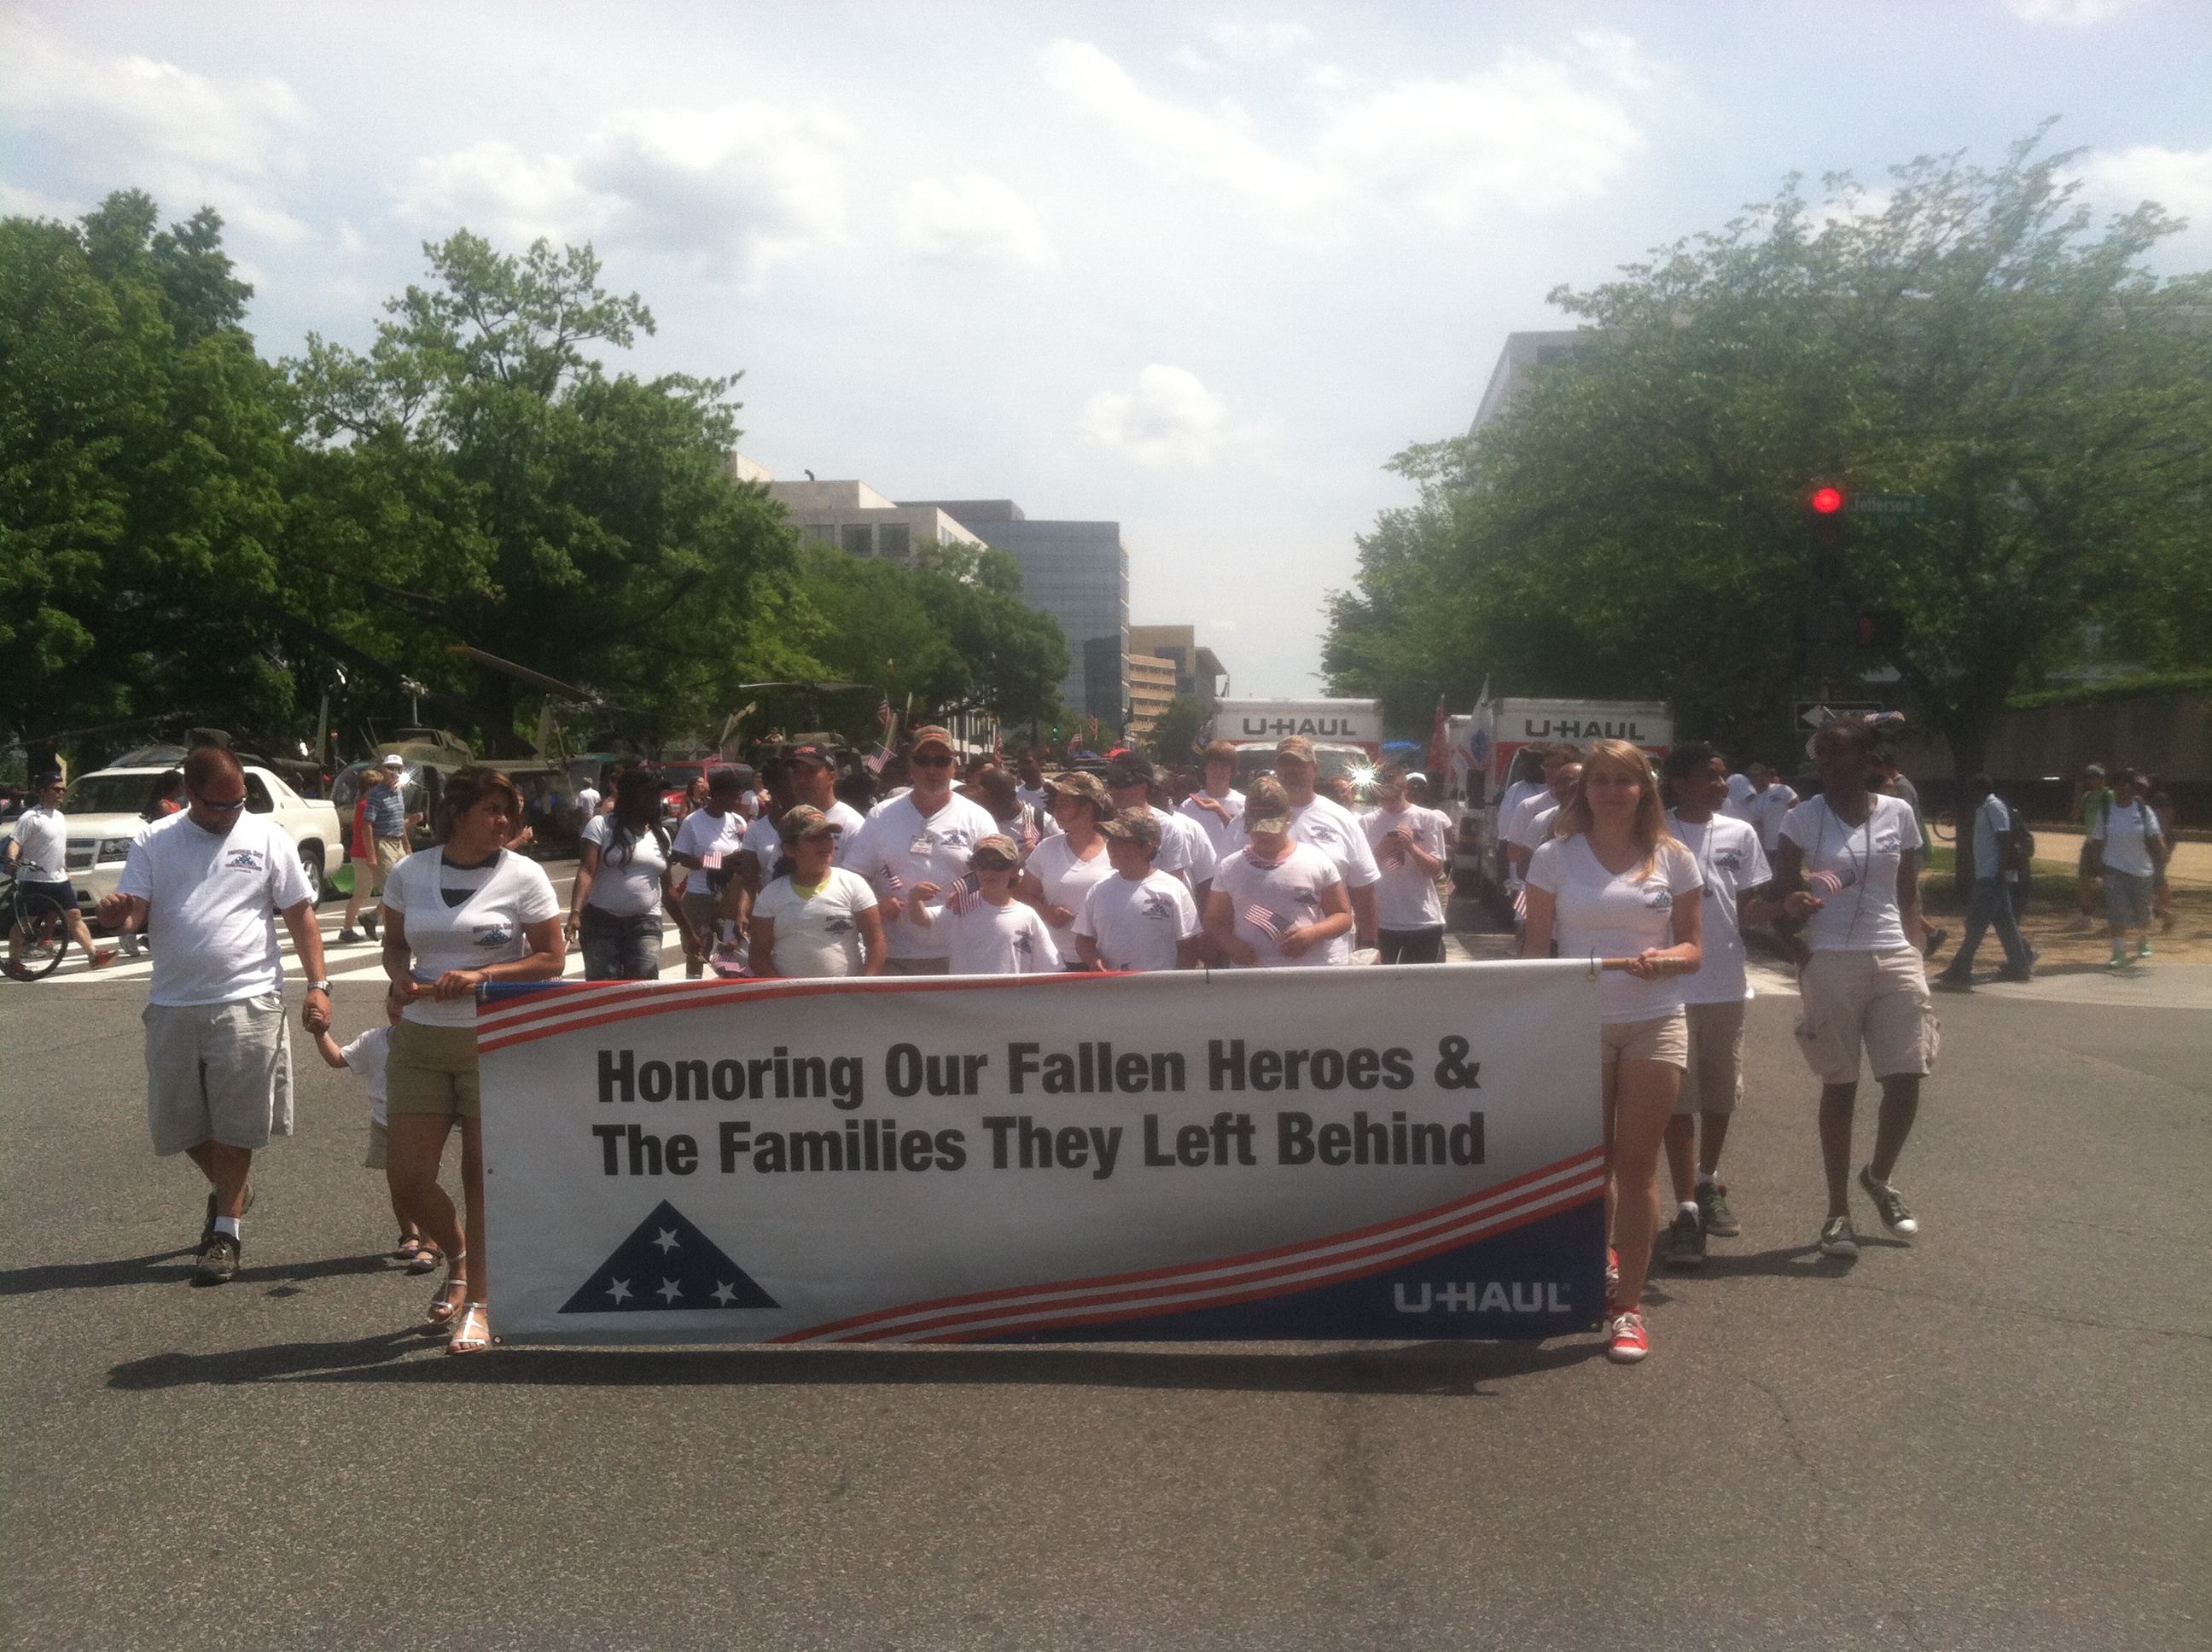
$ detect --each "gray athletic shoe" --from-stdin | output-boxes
[192,1233,241,1285]
[1660,1208,1706,1270]
[1697,1181,1740,1237]
[1860,1166,1919,1236]
[1818,1215,1860,1259]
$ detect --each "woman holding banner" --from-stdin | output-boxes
[1520,739,1703,1364]
[380,767,567,1354]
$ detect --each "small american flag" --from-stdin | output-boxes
[876,696,895,729]
[1512,886,1528,922]
[946,874,980,916]
[1807,868,1857,894]
[1245,905,1287,942]
[881,870,905,893]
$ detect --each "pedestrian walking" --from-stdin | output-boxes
[1257,736,1382,953]
[568,770,690,980]
[2091,771,2167,969]
[379,766,565,1352]
[1772,718,1937,1263]
[309,986,439,1271]
[1103,752,1216,895]
[1017,772,1118,969]
[748,806,885,979]
[1074,811,1202,971]
[338,755,416,945]
[905,834,1057,974]
[845,726,1000,976]
[1728,762,1797,853]
[2145,773,2178,934]
[1519,738,1703,1364]
[1205,777,1355,969]
[1935,776,2035,988]
[1360,764,1452,963]
[671,766,757,979]
[5,771,115,973]
[2069,764,2114,931]
[1504,751,1584,886]
[97,746,333,1285]
[1659,743,1778,1265]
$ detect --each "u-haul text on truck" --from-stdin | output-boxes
[1205,697,1383,758]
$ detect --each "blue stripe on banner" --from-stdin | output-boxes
[961,1202,1604,1343]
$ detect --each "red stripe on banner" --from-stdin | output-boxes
[476,970,1115,1051]
[824,1173,1604,1346]
[770,1148,1603,1344]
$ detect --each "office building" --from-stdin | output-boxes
[902,499,1130,729]
[1124,625,1228,707]
[1468,330,1594,436]
[728,456,985,562]
[1126,654,1177,738]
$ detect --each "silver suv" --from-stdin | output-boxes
[56,766,345,913]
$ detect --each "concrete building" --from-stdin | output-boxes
[1468,330,1594,436]
[901,499,1130,730]
[729,456,985,562]
[1126,654,1177,738]
[1125,625,1228,707]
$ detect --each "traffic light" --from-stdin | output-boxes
[1802,484,1848,584]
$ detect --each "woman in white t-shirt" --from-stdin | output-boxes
[1017,772,1117,969]
[1521,738,1703,1366]
[748,806,885,979]
[1773,718,1935,1265]
[1204,777,1354,969]
[380,767,565,1354]
[567,769,689,980]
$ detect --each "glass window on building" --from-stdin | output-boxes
[802,523,836,545]
[842,523,874,557]
[877,521,910,561]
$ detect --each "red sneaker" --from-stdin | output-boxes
[88,948,118,970]
[1606,1310,1650,1364]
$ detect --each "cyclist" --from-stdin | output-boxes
[5,773,115,974]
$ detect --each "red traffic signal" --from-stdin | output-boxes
[1809,486,1847,516]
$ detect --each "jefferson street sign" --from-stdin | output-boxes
[1851,493,1930,519]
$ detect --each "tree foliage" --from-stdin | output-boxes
[1326,129,2212,769]
[1144,695,1211,765]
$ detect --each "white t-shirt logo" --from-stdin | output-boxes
[224,847,265,872]
[1646,887,1674,910]
[473,922,513,948]
[1141,891,1174,921]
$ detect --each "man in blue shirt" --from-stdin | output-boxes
[1936,775,2034,988]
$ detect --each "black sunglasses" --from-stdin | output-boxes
[911,753,956,767]
[194,794,247,812]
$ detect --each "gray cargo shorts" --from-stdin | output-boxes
[143,994,294,1156]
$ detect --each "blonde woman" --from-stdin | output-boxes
[1520,739,1703,1364]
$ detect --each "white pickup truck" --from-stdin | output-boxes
[52,765,346,915]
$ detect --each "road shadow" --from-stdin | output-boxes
[1639,1239,1912,1302]
[111,1333,1607,1396]
[2,1248,403,1297]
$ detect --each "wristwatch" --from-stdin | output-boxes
[307,980,332,993]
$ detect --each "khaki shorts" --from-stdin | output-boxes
[386,1019,481,1119]
[375,836,407,884]
[143,995,294,1156]
[1601,1012,1688,1070]
[1795,947,1939,1085]
[1676,999,1747,1114]
[364,1118,388,1169]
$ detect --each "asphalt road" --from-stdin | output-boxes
[3,894,2206,1651]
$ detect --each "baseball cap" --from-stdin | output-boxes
[968,834,1021,868]
[908,724,956,754]
[1244,776,1293,832]
[1099,811,1162,850]
[1104,751,1156,788]
[777,804,839,841]
[785,744,834,770]
[707,764,753,791]
[1044,771,1112,811]
[381,754,405,770]
[1274,735,1316,763]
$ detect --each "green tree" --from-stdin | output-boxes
[285,231,812,753]
[1,191,293,753]
[1144,695,1210,765]
[1326,130,2212,771]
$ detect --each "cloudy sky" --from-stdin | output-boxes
[6,1,2209,695]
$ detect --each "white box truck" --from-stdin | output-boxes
[1446,697,1674,902]
[1203,697,1383,782]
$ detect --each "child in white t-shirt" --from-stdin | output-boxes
[311,986,440,1271]
[1074,811,1201,971]
[908,834,1056,974]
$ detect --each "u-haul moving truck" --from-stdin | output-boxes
[1203,698,1383,780]
[1447,698,1674,901]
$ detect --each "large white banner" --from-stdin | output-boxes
[479,962,1605,1344]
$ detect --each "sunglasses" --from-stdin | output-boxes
[911,753,955,768]
[194,794,247,812]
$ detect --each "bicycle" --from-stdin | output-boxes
[1929,807,1957,845]
[2,867,73,981]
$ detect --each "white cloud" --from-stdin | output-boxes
[1082,364,1271,469]
[1210,20,1318,59]
[1039,37,1645,246]
[0,179,81,222]
[2078,144,2212,224]
[894,172,1058,270]
[2003,0,2146,22]
[0,21,310,241]
[395,102,853,288]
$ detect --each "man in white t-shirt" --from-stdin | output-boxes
[1075,811,1201,971]
[670,765,756,979]
[1505,753,1583,884]
[100,747,331,1287]
[1360,766,1452,963]
[1936,775,2035,988]
[1659,744,1782,1265]
[844,725,1001,974]
[1105,751,1216,897]
[1014,751,1051,814]
[2091,769,2167,968]
[1729,762,1798,852]
[1178,740,1248,863]
[573,780,602,822]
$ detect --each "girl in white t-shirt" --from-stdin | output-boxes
[907,834,1057,974]
[1521,738,1703,1366]
[748,806,885,979]
[1016,774,1117,969]
[380,767,565,1355]
[1773,718,1935,1266]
